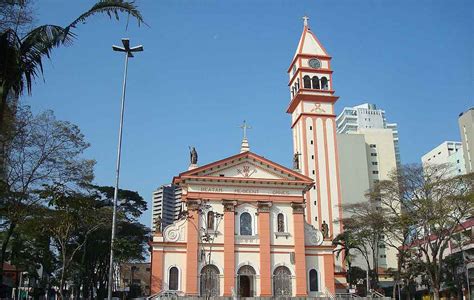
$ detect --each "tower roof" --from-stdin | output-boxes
[293,16,330,60]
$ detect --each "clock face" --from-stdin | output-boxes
[309,58,321,69]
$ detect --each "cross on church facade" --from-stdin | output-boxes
[240,120,252,139]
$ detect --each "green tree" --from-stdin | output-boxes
[440,252,466,299]
[0,105,94,284]
[71,185,149,299]
[347,266,368,295]
[368,171,414,299]
[333,229,367,289]
[340,201,386,290]
[0,0,144,129]
[375,164,473,300]
[8,205,57,298]
[40,185,110,299]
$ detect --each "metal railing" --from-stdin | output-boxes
[325,287,336,300]
[335,292,361,299]
[369,290,386,298]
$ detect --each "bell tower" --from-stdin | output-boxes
[287,17,343,245]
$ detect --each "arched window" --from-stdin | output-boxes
[200,265,220,296]
[277,213,285,232]
[303,75,311,88]
[309,269,318,291]
[273,266,292,296]
[169,267,179,290]
[321,77,329,90]
[311,76,320,89]
[296,79,300,90]
[207,211,215,230]
[240,212,252,235]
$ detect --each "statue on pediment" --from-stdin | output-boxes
[189,146,198,165]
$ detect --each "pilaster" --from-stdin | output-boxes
[223,200,237,296]
[324,254,336,294]
[185,200,200,296]
[292,202,308,297]
[258,201,272,296]
[150,249,163,294]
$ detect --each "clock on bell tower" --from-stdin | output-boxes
[287,16,343,244]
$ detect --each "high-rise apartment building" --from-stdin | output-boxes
[336,103,400,167]
[336,103,399,277]
[151,184,182,231]
[459,108,474,174]
[336,134,371,210]
[336,130,398,272]
[421,141,465,176]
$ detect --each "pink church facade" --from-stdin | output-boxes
[150,18,346,297]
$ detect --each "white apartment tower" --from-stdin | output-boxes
[459,108,474,174]
[151,184,182,231]
[336,103,400,167]
[421,141,465,176]
[336,103,400,276]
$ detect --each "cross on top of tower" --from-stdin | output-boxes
[302,15,309,27]
[240,120,252,139]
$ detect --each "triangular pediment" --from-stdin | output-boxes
[176,151,312,184]
[206,160,286,180]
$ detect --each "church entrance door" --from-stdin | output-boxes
[239,275,251,297]
[237,265,256,297]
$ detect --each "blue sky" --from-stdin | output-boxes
[27,1,473,227]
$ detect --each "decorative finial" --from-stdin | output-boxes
[302,15,309,27]
[239,121,252,153]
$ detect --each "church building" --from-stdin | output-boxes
[150,17,345,297]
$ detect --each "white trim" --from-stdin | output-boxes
[235,261,259,275]
[307,268,320,292]
[272,263,294,276]
[198,261,224,275]
[166,265,182,291]
[204,210,217,231]
[235,263,258,298]
[272,208,289,233]
[235,204,258,236]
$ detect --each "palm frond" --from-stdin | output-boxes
[19,25,75,94]
[0,29,23,94]
[0,0,145,110]
[68,0,145,30]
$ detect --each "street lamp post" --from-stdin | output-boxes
[107,38,143,300]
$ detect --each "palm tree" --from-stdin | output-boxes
[333,230,370,290]
[0,0,145,130]
[333,231,355,281]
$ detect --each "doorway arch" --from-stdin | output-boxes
[200,264,220,297]
[273,266,292,296]
[237,265,256,297]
